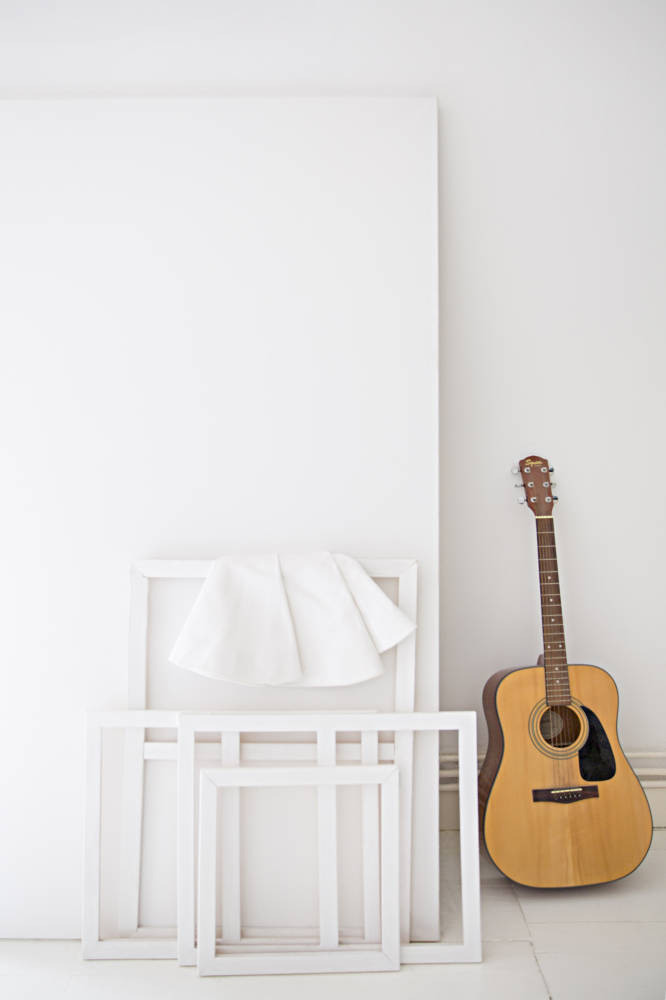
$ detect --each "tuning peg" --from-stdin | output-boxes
[552,496,559,502]
[511,466,520,475]
[549,466,554,473]
[514,483,525,488]
[516,497,526,504]
[550,481,557,487]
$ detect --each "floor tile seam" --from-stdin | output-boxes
[499,878,551,992]
[523,918,666,925]
[508,882,536,943]
[527,938,554,1000]
[482,935,532,942]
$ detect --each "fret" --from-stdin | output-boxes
[535,518,570,705]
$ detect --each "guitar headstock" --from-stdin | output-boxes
[513,455,558,516]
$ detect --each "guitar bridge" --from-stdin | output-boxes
[532,785,599,803]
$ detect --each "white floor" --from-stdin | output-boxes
[2,831,665,1000]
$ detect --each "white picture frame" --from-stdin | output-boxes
[82,710,180,959]
[128,558,417,712]
[82,708,397,960]
[196,764,401,976]
[83,709,480,965]
[177,711,482,967]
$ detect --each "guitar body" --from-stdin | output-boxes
[479,663,652,887]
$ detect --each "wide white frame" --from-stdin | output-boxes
[82,710,180,959]
[178,711,481,966]
[196,765,400,976]
[0,97,439,942]
[81,709,395,962]
[124,557,418,949]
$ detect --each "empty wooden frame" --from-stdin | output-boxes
[196,765,401,976]
[84,709,480,965]
[122,557,418,947]
[83,710,180,959]
[178,711,482,966]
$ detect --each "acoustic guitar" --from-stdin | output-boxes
[478,455,652,887]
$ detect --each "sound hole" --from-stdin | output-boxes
[539,706,581,748]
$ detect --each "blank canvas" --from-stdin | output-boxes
[0,97,439,938]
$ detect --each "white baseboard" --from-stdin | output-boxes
[439,750,666,830]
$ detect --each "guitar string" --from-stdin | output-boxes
[520,458,580,784]
[541,524,575,770]
[536,521,557,786]
[536,519,571,753]
[536,524,568,694]
[539,524,569,788]
[523,458,574,785]
[530,486,562,779]
[535,517,574,780]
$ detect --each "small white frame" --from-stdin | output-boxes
[178,711,481,966]
[82,710,180,959]
[196,765,401,976]
[122,557,419,946]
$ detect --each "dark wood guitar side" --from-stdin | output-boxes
[478,456,652,888]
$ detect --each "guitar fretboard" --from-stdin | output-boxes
[535,518,571,705]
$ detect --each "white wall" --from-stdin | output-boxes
[1,0,665,929]
[1,1,663,755]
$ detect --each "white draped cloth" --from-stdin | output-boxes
[169,552,416,687]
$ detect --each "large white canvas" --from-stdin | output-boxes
[0,98,439,937]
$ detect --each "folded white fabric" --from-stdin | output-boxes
[169,552,416,687]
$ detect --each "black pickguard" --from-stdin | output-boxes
[578,706,616,781]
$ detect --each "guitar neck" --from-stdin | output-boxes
[535,516,571,705]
